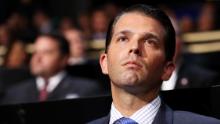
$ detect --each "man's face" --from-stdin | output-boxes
[30,36,68,78]
[100,12,174,93]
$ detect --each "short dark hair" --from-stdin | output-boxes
[39,32,70,55]
[105,4,176,61]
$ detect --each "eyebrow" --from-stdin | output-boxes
[114,30,132,37]
[114,30,161,41]
[143,33,160,41]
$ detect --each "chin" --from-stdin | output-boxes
[122,70,140,80]
[117,77,141,88]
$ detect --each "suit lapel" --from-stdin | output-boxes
[88,115,110,124]
[152,103,173,124]
[100,115,110,124]
[46,76,67,100]
[47,75,77,100]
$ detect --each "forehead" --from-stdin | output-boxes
[113,12,165,39]
[35,36,59,49]
[65,30,82,41]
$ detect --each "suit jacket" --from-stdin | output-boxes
[175,62,220,89]
[87,103,220,124]
[1,74,104,105]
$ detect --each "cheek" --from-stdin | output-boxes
[48,57,61,65]
[40,56,58,68]
[147,52,166,70]
[108,50,124,67]
[31,55,39,66]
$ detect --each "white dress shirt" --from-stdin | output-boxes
[161,64,180,91]
[161,69,178,91]
[109,96,161,124]
[36,71,66,93]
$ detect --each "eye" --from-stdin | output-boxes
[145,38,159,47]
[117,36,128,42]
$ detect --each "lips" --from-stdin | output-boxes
[123,61,142,69]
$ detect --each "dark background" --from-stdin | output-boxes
[0,0,213,23]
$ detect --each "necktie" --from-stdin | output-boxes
[39,79,49,101]
[113,117,138,124]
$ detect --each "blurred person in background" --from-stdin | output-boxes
[6,12,27,36]
[179,15,195,33]
[91,9,109,41]
[32,9,53,34]
[0,39,32,100]
[103,2,120,21]
[1,33,103,104]
[3,40,29,69]
[64,28,110,94]
[161,3,218,90]
[64,28,88,66]
[6,12,35,42]
[174,2,220,89]
[77,12,92,41]
[0,25,10,46]
[197,2,216,31]
[58,17,75,34]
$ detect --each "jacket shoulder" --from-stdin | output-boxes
[173,111,220,124]
[87,115,109,124]
[64,75,99,88]
[61,75,105,96]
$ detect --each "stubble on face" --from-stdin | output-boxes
[105,12,167,94]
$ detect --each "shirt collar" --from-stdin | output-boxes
[109,96,161,124]
[36,71,66,92]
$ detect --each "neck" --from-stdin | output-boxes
[39,71,64,81]
[111,83,160,117]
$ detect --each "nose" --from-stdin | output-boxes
[32,53,42,62]
[129,41,141,56]
[129,47,140,55]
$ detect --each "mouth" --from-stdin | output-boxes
[123,61,142,69]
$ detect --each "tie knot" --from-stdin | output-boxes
[113,117,138,124]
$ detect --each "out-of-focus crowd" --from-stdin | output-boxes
[0,1,220,104]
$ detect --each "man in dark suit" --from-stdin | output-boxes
[1,33,103,104]
[175,62,219,89]
[88,4,220,124]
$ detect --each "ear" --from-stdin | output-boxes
[99,53,108,74]
[161,61,175,81]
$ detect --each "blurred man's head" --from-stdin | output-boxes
[91,9,108,34]
[30,33,69,79]
[64,29,86,58]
